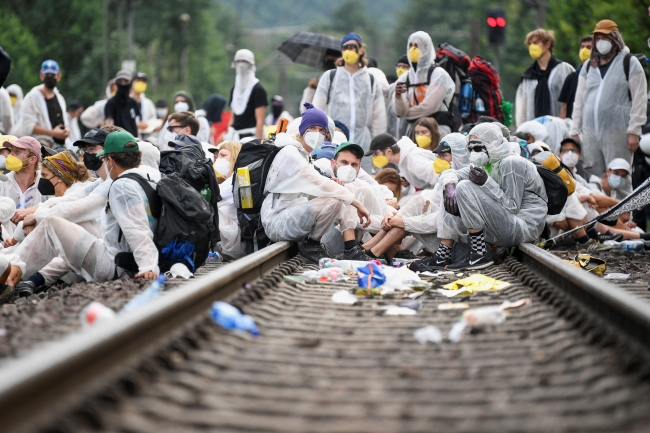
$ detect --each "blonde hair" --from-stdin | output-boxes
[218,141,241,174]
[525,29,555,51]
[374,168,401,201]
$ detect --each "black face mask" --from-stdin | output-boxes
[323,60,336,70]
[38,177,56,196]
[272,104,283,118]
[43,76,57,90]
[83,152,103,171]
[116,83,131,99]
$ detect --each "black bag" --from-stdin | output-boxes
[236,210,271,255]
[109,173,216,274]
[159,143,221,244]
[534,165,568,215]
[232,139,282,214]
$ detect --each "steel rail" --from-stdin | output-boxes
[517,243,650,351]
[0,241,292,432]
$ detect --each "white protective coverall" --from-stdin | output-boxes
[386,83,409,139]
[0,170,49,238]
[516,119,549,144]
[569,49,648,177]
[535,115,570,155]
[313,66,387,172]
[217,175,243,259]
[6,84,23,133]
[395,136,438,190]
[0,87,14,136]
[16,85,69,145]
[396,133,470,252]
[393,31,456,137]
[261,134,355,242]
[11,168,159,282]
[515,59,574,127]
[438,123,547,246]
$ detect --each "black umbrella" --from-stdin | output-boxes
[278,32,342,70]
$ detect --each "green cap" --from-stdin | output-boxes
[334,141,364,160]
[97,131,139,157]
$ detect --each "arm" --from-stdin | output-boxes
[254,106,265,139]
[395,71,451,120]
[370,82,387,137]
[559,104,567,119]
[627,67,648,137]
[569,74,587,137]
[515,81,527,127]
[104,99,114,126]
[311,71,330,111]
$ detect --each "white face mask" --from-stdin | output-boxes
[163,129,177,145]
[335,164,358,184]
[174,102,189,113]
[235,62,253,75]
[156,108,168,118]
[0,155,6,170]
[561,151,579,168]
[104,160,114,181]
[469,150,489,167]
[596,40,613,55]
[608,174,627,190]
[213,158,231,178]
[304,131,325,152]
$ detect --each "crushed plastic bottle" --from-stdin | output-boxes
[206,251,224,263]
[319,258,382,271]
[119,275,166,315]
[200,184,212,202]
[80,302,116,328]
[603,240,645,253]
[210,301,259,335]
[414,325,443,344]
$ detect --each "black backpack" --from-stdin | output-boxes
[533,165,568,215]
[109,173,216,274]
[159,143,221,244]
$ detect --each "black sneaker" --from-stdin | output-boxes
[596,233,623,243]
[0,285,15,306]
[297,238,330,264]
[343,245,374,261]
[408,255,450,272]
[447,251,494,271]
[393,249,417,259]
[15,281,37,298]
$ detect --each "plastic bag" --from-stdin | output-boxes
[357,263,386,289]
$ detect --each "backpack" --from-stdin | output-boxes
[325,68,375,105]
[467,56,504,123]
[159,143,221,244]
[530,152,576,215]
[109,172,216,274]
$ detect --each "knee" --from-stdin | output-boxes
[456,180,479,201]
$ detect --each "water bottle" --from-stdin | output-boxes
[210,301,259,335]
[120,275,167,315]
[206,251,224,263]
[79,302,116,328]
[200,184,211,202]
[603,240,645,253]
[474,93,485,113]
[459,80,473,117]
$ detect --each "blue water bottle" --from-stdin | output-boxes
[459,79,473,117]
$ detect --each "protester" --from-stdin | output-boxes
[226,49,267,140]
[410,117,441,152]
[104,70,140,136]
[313,33,386,171]
[0,86,13,136]
[80,80,116,129]
[393,31,456,136]
[265,95,293,126]
[6,84,22,131]
[129,72,158,140]
[516,29,575,126]
[17,60,70,147]
[299,78,319,114]
[559,35,593,119]
[570,20,648,181]
[386,55,410,139]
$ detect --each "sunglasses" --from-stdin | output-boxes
[469,146,487,152]
[341,44,359,52]
[167,124,183,132]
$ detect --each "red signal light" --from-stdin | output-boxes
[496,17,506,27]
[487,17,497,27]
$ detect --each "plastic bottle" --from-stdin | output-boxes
[120,275,167,315]
[459,80,473,117]
[80,302,116,328]
[302,267,344,282]
[210,301,259,335]
[474,93,485,112]
[319,258,382,270]
[206,251,224,263]
[200,184,212,202]
[603,239,645,253]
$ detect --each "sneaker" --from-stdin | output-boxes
[343,244,376,262]
[447,251,494,271]
[0,285,14,306]
[408,255,450,272]
[297,238,330,264]
[596,233,623,243]
[393,249,417,260]
[15,281,37,298]
[577,238,612,252]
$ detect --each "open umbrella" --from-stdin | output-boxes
[278,32,342,70]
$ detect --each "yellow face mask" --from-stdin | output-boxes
[579,47,591,63]
[396,67,408,78]
[6,154,24,172]
[529,44,543,60]
[408,46,421,63]
[372,155,388,168]
[9,95,17,106]
[342,50,360,65]
[415,135,432,148]
[433,157,451,174]
[133,81,147,94]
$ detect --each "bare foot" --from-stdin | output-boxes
[6,265,22,286]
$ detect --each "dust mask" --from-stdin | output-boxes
[342,51,359,65]
[415,136,432,148]
[469,150,489,167]
[214,158,231,178]
[579,47,591,63]
[529,44,543,60]
[561,151,579,168]
[596,40,612,55]
[372,155,388,168]
[5,154,24,172]
[174,102,189,113]
[396,67,408,78]
[433,158,451,174]
[335,164,358,184]
[157,108,168,118]
[132,82,147,94]
[304,131,324,151]
[408,46,421,63]
[608,173,623,189]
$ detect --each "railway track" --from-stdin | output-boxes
[2,242,650,432]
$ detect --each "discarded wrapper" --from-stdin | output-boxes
[438,274,510,297]
[563,254,606,276]
[604,273,630,280]
[438,302,470,310]
[331,290,358,305]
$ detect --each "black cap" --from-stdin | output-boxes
[560,137,581,152]
[134,71,147,81]
[432,141,451,153]
[168,134,201,148]
[365,133,397,156]
[397,55,408,65]
[73,128,109,148]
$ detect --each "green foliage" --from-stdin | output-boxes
[0,9,40,91]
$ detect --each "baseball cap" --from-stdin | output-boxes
[134,71,147,81]
[608,158,631,173]
[97,131,139,157]
[334,142,364,160]
[432,140,451,153]
[0,135,17,151]
[114,69,132,82]
[6,136,43,161]
[594,20,618,35]
[560,137,581,152]
[168,134,201,149]
[40,60,60,75]
[365,133,397,156]
[73,128,110,149]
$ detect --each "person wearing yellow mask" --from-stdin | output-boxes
[313,32,387,173]
[558,35,593,120]
[129,72,158,140]
[516,29,575,127]
[387,55,411,139]
[393,31,456,137]
[410,117,441,151]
